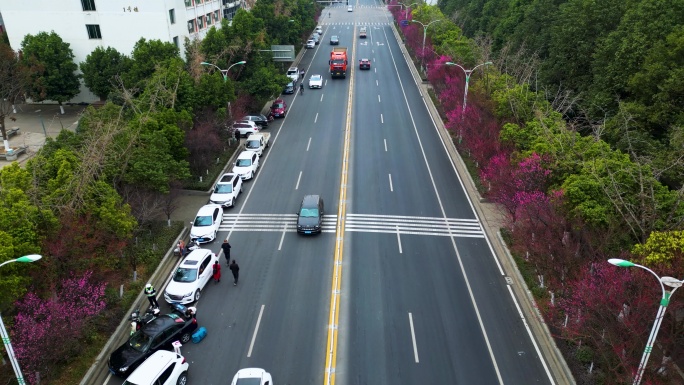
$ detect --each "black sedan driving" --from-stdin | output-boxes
[108,309,198,377]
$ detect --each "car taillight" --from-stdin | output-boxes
[192,318,197,324]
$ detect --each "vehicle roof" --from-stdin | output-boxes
[181,249,211,265]
[142,314,184,336]
[360,58,370,61]
[287,67,298,71]
[196,204,219,215]
[301,194,321,207]
[237,151,256,159]
[125,351,182,381]
[311,74,322,79]
[273,98,285,103]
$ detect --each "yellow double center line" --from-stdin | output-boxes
[324,26,357,385]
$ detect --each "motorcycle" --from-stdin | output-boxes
[267,113,275,123]
[129,306,160,335]
[173,240,200,257]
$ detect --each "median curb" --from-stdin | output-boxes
[389,22,576,385]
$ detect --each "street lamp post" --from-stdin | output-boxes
[0,254,43,385]
[410,19,441,70]
[608,258,683,385]
[445,61,493,112]
[200,60,247,82]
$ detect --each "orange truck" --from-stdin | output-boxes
[329,47,348,78]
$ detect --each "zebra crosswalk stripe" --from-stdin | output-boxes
[219,213,484,237]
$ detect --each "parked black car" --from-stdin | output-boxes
[108,305,198,377]
[283,82,295,94]
[241,114,269,128]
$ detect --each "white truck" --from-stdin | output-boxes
[287,67,300,83]
[244,133,271,157]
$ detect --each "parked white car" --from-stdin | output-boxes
[315,25,323,35]
[306,39,315,49]
[230,368,273,385]
[209,173,242,208]
[233,120,260,137]
[164,249,218,304]
[232,151,260,180]
[309,74,323,89]
[286,67,300,83]
[123,351,189,385]
[189,204,223,243]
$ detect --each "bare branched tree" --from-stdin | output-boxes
[0,43,30,151]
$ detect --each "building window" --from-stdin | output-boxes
[86,24,102,39]
[169,9,176,24]
[173,36,179,48]
[81,0,96,11]
[184,0,192,7]
[214,10,220,22]
[187,19,196,33]
[206,13,212,25]
[197,16,204,29]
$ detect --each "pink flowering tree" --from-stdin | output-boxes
[12,271,106,384]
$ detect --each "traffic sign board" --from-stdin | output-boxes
[400,20,409,26]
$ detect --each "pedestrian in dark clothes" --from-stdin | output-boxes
[234,129,241,144]
[221,239,232,265]
[212,261,221,283]
[229,260,240,286]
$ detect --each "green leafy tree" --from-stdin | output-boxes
[20,31,80,112]
[241,65,289,104]
[633,230,684,269]
[0,41,32,150]
[80,46,131,101]
[124,38,180,90]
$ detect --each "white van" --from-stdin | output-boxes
[347,5,353,11]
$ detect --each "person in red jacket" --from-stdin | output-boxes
[212,261,221,283]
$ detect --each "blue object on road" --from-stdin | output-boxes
[192,326,207,343]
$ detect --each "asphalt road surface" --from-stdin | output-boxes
[105,1,556,384]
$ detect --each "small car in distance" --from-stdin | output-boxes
[209,173,242,208]
[347,5,353,11]
[306,39,315,49]
[232,151,260,180]
[190,204,223,243]
[270,99,287,118]
[310,34,320,44]
[241,114,269,128]
[309,74,323,89]
[359,58,371,70]
[297,195,324,234]
[164,248,218,304]
[359,27,367,38]
[284,81,295,93]
[330,35,339,45]
[122,350,188,385]
[315,25,323,35]
[108,310,198,377]
[230,368,273,385]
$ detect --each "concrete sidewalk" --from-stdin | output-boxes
[0,104,85,168]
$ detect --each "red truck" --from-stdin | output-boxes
[329,47,348,78]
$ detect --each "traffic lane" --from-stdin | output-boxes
[337,232,500,385]
[454,237,552,384]
[248,233,334,384]
[373,25,476,220]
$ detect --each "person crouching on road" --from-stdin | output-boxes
[213,261,221,283]
[144,283,159,308]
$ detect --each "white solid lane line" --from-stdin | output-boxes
[388,173,393,192]
[247,304,265,357]
[409,312,419,363]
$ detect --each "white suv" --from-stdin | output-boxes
[122,351,188,385]
[286,67,299,83]
[164,248,218,304]
[210,173,242,208]
[232,151,260,180]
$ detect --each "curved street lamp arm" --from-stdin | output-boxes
[632,262,667,299]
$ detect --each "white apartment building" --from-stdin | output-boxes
[0,0,244,102]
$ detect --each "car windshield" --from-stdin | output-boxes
[173,267,198,283]
[235,379,262,385]
[311,76,321,81]
[300,208,319,217]
[246,140,260,149]
[236,159,252,167]
[234,124,249,128]
[215,184,232,193]
[128,331,152,352]
[332,60,345,65]
[193,215,213,226]
[272,103,284,109]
